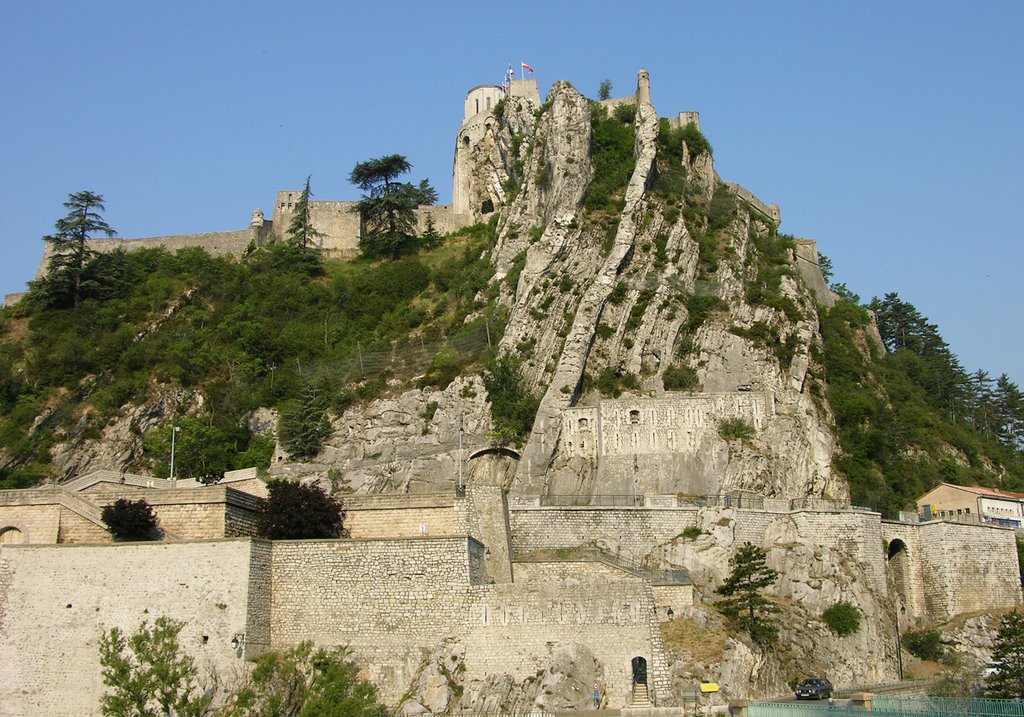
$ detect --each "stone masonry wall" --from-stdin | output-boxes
[0,539,261,717]
[885,520,1022,623]
[270,537,484,703]
[35,231,251,279]
[464,562,670,707]
[0,503,60,544]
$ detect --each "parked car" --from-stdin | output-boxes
[795,678,833,700]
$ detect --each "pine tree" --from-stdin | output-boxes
[278,382,331,460]
[715,542,780,644]
[41,190,116,308]
[286,175,324,250]
[349,155,437,259]
[987,611,1024,698]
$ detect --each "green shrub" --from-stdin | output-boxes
[483,354,539,446]
[584,106,636,212]
[903,629,945,661]
[664,364,698,391]
[596,323,615,340]
[681,525,703,540]
[613,102,636,124]
[822,602,861,636]
[680,122,713,158]
[684,294,725,332]
[608,281,628,305]
[719,417,756,442]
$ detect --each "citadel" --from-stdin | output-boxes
[1,71,1020,716]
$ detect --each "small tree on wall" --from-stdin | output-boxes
[715,542,780,644]
[101,498,161,541]
[349,154,437,259]
[36,190,117,308]
[257,480,346,540]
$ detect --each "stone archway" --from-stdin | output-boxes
[887,538,911,607]
[631,656,647,685]
[0,526,25,544]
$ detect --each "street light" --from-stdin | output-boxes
[895,600,907,681]
[169,425,181,481]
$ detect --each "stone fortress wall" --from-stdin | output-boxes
[1,483,1021,716]
[561,392,774,462]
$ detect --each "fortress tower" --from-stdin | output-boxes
[636,68,652,105]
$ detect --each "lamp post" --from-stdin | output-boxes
[895,600,906,681]
[169,425,181,481]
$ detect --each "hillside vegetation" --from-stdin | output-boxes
[0,221,507,485]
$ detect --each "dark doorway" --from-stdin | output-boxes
[631,656,647,685]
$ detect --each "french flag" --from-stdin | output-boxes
[522,62,534,74]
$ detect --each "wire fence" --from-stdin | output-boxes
[297,321,496,385]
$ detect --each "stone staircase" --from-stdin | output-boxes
[630,683,651,706]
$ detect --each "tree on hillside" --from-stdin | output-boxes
[483,354,539,446]
[226,641,386,717]
[286,175,324,250]
[141,418,234,483]
[257,480,346,540]
[987,611,1024,698]
[278,382,332,460]
[598,79,612,100]
[349,154,437,259]
[99,617,214,717]
[38,190,117,308]
[715,542,780,644]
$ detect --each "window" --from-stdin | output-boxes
[629,410,640,424]
[579,418,589,430]
[486,97,492,110]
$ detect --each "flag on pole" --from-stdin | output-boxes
[522,62,534,74]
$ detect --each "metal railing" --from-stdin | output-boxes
[539,494,644,507]
[874,696,1024,716]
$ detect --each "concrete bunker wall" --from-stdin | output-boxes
[0,539,268,717]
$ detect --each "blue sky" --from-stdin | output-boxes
[2,1,1022,381]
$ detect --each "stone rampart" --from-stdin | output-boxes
[271,195,473,256]
[35,230,252,279]
[0,539,267,717]
[794,239,836,308]
[510,503,889,592]
[270,536,486,701]
[884,519,1022,623]
[724,182,781,225]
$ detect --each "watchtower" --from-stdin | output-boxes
[636,68,652,105]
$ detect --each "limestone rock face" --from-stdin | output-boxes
[402,640,604,714]
[49,386,200,480]
[269,376,497,493]
[650,507,897,693]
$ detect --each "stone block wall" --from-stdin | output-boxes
[0,539,261,717]
[56,507,111,543]
[467,562,670,707]
[510,505,697,562]
[344,494,457,539]
[270,536,484,702]
[562,393,774,461]
[885,520,1022,623]
[0,502,60,543]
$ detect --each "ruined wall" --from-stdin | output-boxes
[0,539,265,717]
[560,393,775,495]
[794,239,836,308]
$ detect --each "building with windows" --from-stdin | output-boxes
[916,483,1024,528]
